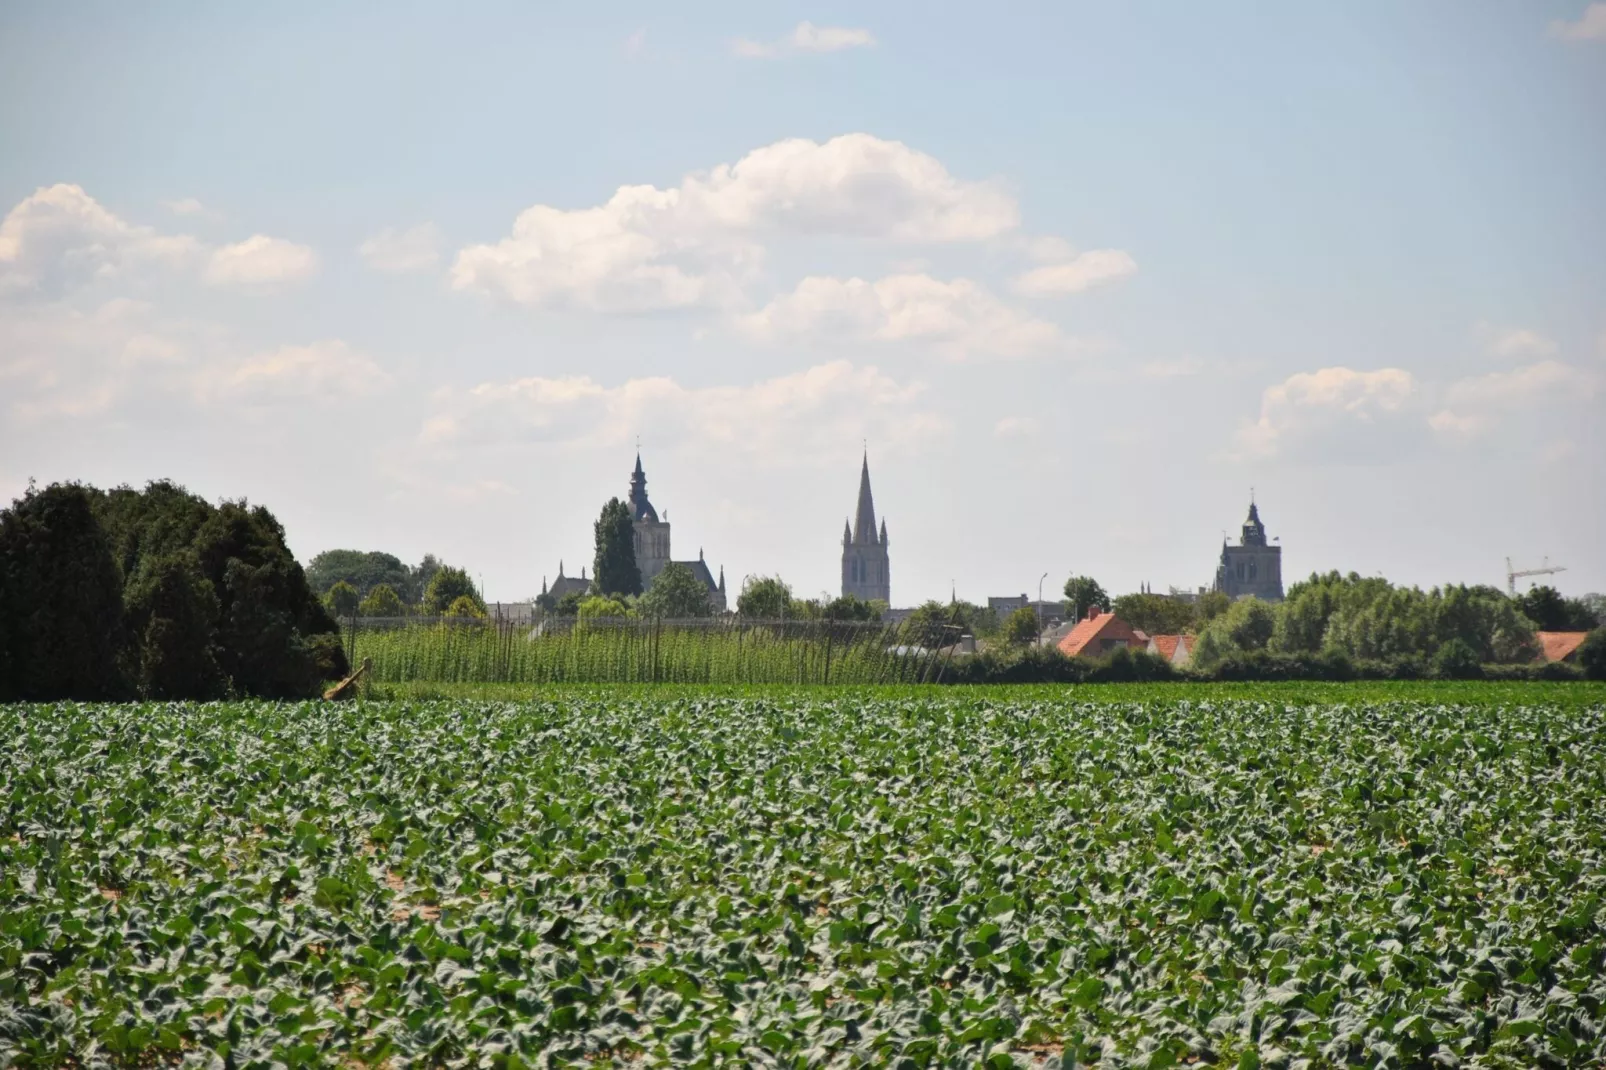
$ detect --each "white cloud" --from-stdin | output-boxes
[1431,359,1599,438]
[733,21,875,58]
[1015,249,1138,295]
[163,198,212,218]
[624,26,647,56]
[1551,3,1606,39]
[734,273,1061,358]
[1476,323,1557,359]
[420,360,946,463]
[204,235,319,287]
[358,224,443,274]
[1141,355,1205,379]
[994,416,1039,438]
[451,134,1018,312]
[0,184,200,294]
[1235,366,1418,459]
[215,340,390,402]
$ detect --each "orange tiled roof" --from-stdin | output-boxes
[1150,635,1183,661]
[1058,610,1143,658]
[1536,631,1590,663]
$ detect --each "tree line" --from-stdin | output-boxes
[0,481,347,701]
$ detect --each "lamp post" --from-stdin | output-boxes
[1037,572,1048,644]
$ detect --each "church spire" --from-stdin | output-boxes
[852,450,877,544]
[629,451,658,522]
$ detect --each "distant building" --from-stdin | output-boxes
[541,562,591,603]
[545,454,728,612]
[841,453,891,604]
[1214,500,1284,602]
[1057,608,1147,658]
[1147,634,1193,667]
[1536,631,1590,664]
[988,595,1068,628]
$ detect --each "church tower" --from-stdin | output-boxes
[1214,498,1283,602]
[629,453,671,588]
[840,453,890,604]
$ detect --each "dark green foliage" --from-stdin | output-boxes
[358,583,404,617]
[0,483,128,701]
[422,566,483,616]
[904,599,996,638]
[305,549,418,600]
[592,497,641,598]
[2,481,342,701]
[1062,574,1110,618]
[553,591,586,617]
[1432,637,1483,679]
[821,593,878,621]
[324,579,360,618]
[121,552,224,700]
[736,575,793,618]
[638,561,712,618]
[1517,585,1600,632]
[1111,591,1196,636]
[1580,629,1606,681]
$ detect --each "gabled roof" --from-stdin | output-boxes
[1149,634,1184,661]
[1057,610,1142,658]
[1536,631,1590,663]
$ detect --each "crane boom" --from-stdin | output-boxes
[1506,556,1567,597]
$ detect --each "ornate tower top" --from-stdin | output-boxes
[1242,501,1267,547]
[629,452,659,523]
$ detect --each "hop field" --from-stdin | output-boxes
[3,692,1604,1068]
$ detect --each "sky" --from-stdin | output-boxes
[2,1,1604,606]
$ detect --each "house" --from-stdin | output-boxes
[1057,607,1147,658]
[1536,631,1590,664]
[1147,634,1193,667]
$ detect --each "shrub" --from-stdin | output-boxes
[1002,606,1041,646]
[358,584,405,617]
[446,595,487,619]
[1432,638,1482,680]
[324,580,360,619]
[424,567,484,616]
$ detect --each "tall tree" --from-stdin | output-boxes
[324,580,360,619]
[593,497,641,598]
[638,562,712,618]
[1516,585,1599,632]
[1111,592,1196,636]
[305,550,414,600]
[423,567,483,616]
[1002,606,1041,646]
[358,584,404,617]
[1062,575,1111,620]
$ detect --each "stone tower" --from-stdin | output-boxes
[1214,499,1284,602]
[840,453,890,604]
[629,453,671,588]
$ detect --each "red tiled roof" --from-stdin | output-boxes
[1536,631,1590,663]
[1058,611,1143,658]
[1150,635,1183,661]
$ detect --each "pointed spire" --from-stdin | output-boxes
[541,576,548,595]
[557,559,565,578]
[843,518,852,546]
[852,450,877,544]
[879,517,888,546]
[718,566,726,592]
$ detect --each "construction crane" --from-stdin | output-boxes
[1506,556,1566,597]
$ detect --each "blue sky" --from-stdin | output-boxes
[3,1,1603,604]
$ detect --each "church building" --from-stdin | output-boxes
[1214,500,1284,602]
[840,453,890,604]
[626,453,726,611]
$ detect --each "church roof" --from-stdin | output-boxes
[674,558,723,596]
[629,452,659,523]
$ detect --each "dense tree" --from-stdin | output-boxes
[306,549,416,600]
[412,555,443,601]
[324,580,360,619]
[1194,590,1231,627]
[737,575,793,619]
[902,600,992,644]
[822,594,880,621]
[0,483,129,700]
[1111,592,1196,636]
[123,552,225,699]
[1516,585,1599,632]
[577,595,632,621]
[554,591,587,617]
[1062,575,1110,620]
[1579,629,1606,681]
[445,595,486,619]
[1579,594,1606,629]
[423,567,483,616]
[358,584,404,617]
[638,562,713,618]
[1002,606,1041,646]
[593,498,641,598]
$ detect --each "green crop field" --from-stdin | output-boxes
[3,691,1604,1067]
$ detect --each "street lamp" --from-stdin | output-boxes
[1037,572,1048,643]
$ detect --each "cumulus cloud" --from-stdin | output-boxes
[214,340,390,402]
[451,134,1018,312]
[994,416,1039,438]
[733,21,876,58]
[1476,323,1557,359]
[163,198,212,218]
[359,224,443,274]
[734,273,1061,358]
[1430,360,1599,438]
[1015,249,1138,295]
[420,360,946,463]
[0,184,200,294]
[1551,3,1606,39]
[204,235,319,287]
[1235,366,1419,460]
